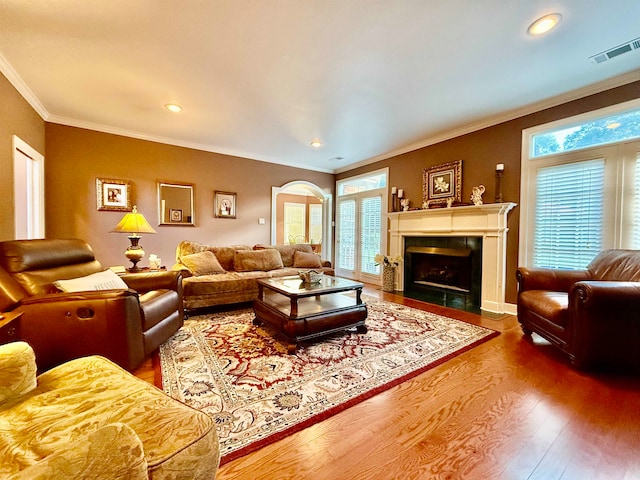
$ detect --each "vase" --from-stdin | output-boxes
[382,265,396,292]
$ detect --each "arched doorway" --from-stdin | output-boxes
[271,181,332,262]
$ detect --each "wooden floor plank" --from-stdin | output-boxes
[135,285,640,480]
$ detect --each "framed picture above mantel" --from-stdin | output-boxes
[422,160,462,207]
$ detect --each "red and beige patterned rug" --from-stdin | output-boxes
[158,295,498,464]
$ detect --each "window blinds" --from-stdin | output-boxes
[533,159,605,269]
[360,195,382,274]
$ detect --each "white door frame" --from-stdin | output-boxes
[13,135,45,239]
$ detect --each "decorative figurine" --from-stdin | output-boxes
[471,185,485,206]
[401,198,410,211]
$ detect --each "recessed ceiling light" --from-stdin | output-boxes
[527,13,562,36]
[310,140,323,148]
[606,122,621,129]
[164,103,182,113]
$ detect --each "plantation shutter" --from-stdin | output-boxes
[533,159,605,269]
[633,154,640,250]
[360,195,382,275]
[337,199,356,271]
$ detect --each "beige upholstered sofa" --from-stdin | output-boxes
[0,341,220,479]
[174,241,334,311]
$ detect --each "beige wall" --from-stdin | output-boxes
[338,80,640,304]
[44,124,334,269]
[3,68,639,306]
[0,74,46,240]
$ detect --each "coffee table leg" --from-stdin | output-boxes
[253,317,262,326]
[357,324,368,334]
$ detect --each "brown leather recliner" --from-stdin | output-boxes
[516,249,640,370]
[0,238,184,372]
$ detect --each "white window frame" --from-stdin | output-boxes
[520,98,640,268]
[336,168,388,283]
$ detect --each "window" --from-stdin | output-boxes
[531,104,640,157]
[308,204,323,244]
[283,202,305,243]
[521,99,640,270]
[533,160,604,269]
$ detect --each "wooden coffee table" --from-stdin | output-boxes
[253,276,368,353]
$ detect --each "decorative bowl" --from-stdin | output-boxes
[299,270,324,284]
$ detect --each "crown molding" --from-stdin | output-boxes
[0,53,49,120]
[335,69,640,174]
[47,114,336,174]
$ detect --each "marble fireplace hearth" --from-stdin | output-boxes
[387,203,516,314]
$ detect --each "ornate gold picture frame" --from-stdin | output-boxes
[96,178,131,211]
[214,191,236,218]
[422,160,462,207]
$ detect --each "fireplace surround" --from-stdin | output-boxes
[387,203,516,314]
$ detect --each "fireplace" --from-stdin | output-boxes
[387,202,516,314]
[404,236,482,312]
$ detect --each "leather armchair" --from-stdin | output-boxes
[0,239,184,372]
[516,249,640,370]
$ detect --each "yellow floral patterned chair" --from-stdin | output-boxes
[0,342,220,479]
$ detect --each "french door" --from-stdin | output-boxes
[335,191,385,283]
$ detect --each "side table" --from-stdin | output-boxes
[0,311,23,345]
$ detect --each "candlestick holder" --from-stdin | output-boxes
[391,193,398,212]
[495,170,504,203]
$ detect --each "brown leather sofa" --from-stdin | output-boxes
[516,249,640,370]
[0,238,184,372]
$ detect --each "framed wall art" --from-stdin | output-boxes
[422,160,462,207]
[214,191,236,218]
[170,208,183,222]
[96,178,132,211]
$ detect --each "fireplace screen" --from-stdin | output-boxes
[404,236,482,313]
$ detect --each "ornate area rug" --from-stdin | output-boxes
[158,295,498,464]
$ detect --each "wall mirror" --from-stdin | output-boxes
[271,181,332,261]
[157,181,195,226]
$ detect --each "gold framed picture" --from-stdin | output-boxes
[96,178,131,211]
[214,191,236,219]
[422,160,462,206]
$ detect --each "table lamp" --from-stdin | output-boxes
[112,205,157,271]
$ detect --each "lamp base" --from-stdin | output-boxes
[125,235,145,272]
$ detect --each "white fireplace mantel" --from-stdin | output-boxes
[387,202,517,314]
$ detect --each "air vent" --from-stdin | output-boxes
[590,36,640,64]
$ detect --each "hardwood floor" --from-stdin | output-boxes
[135,286,640,480]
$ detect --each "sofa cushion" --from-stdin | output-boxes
[587,249,640,281]
[53,269,129,292]
[234,249,284,272]
[293,250,323,268]
[254,243,313,267]
[175,241,252,271]
[8,423,148,480]
[519,290,569,328]
[180,251,225,276]
[207,246,251,271]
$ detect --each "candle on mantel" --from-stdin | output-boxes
[398,189,404,198]
[391,186,397,195]
[496,163,505,172]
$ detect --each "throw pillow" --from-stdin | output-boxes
[293,250,323,268]
[234,249,284,272]
[0,341,37,403]
[209,245,252,271]
[180,251,225,276]
[53,270,129,293]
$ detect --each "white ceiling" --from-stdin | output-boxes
[1,1,640,174]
